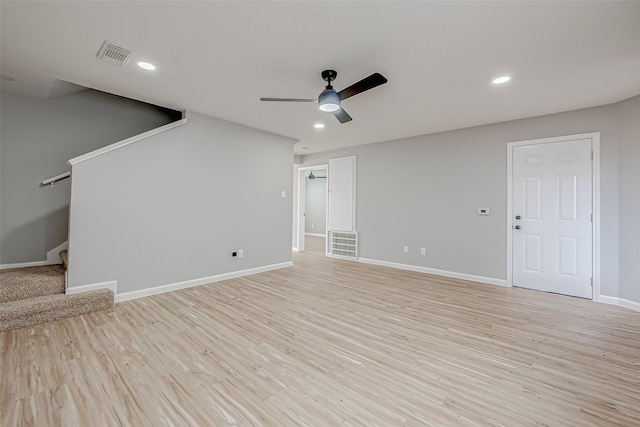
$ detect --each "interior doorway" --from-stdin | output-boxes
[507,132,600,299]
[296,165,328,253]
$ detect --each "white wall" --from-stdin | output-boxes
[67,112,296,295]
[0,89,179,264]
[296,96,639,301]
[305,175,326,235]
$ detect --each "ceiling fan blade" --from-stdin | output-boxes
[332,108,352,124]
[338,73,388,101]
[260,98,316,102]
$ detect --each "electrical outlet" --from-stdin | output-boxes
[403,246,409,254]
[231,251,237,257]
[421,248,426,256]
[238,249,244,258]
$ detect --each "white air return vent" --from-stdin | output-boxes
[329,231,358,259]
[97,41,133,66]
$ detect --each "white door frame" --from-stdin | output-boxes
[296,164,328,253]
[506,132,600,300]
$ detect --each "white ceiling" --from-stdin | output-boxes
[2,1,640,155]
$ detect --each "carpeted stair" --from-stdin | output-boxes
[0,261,113,333]
[60,249,68,270]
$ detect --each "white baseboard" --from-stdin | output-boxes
[619,298,640,312]
[357,257,509,287]
[115,261,293,303]
[0,260,50,269]
[305,233,326,237]
[1,241,69,270]
[356,258,640,311]
[46,241,68,264]
[596,295,619,305]
[599,295,640,312]
[66,280,117,296]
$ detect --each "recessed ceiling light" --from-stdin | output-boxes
[492,75,511,85]
[137,62,156,71]
[314,123,325,129]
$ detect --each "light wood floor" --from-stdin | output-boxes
[2,243,640,426]
[303,235,326,254]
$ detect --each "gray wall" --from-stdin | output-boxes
[68,112,295,294]
[617,95,640,303]
[0,89,179,264]
[305,175,326,235]
[297,96,640,301]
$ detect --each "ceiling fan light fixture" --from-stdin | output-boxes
[318,88,340,112]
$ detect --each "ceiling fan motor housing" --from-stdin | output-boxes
[321,69,338,84]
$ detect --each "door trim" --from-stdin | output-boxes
[296,164,328,253]
[506,132,600,300]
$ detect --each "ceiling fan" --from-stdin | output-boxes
[308,171,326,179]
[260,70,388,123]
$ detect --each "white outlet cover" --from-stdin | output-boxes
[403,246,409,253]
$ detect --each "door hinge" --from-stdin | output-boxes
[591,150,594,160]
[590,213,593,223]
[590,277,593,287]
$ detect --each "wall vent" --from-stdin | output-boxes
[97,41,133,66]
[329,231,358,259]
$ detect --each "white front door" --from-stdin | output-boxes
[512,138,593,298]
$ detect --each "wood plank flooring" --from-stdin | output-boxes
[303,235,326,254]
[2,240,640,426]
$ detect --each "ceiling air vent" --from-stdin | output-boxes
[97,41,132,66]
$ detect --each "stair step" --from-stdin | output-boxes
[60,250,68,270]
[0,289,114,333]
[0,265,65,303]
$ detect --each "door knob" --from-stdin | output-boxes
[515,215,521,220]
[514,225,521,230]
